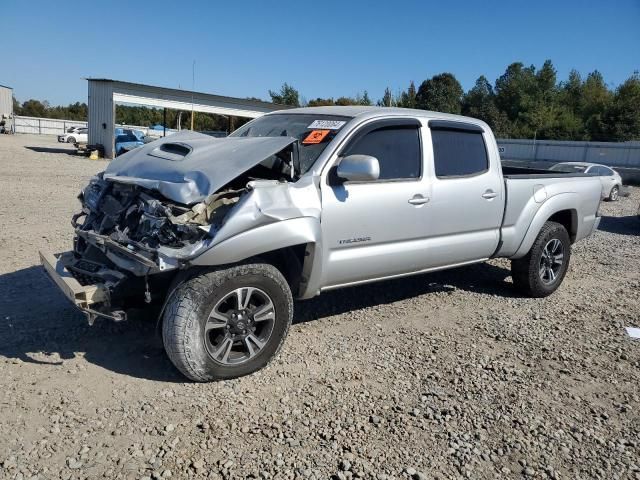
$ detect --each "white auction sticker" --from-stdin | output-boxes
[307,120,346,130]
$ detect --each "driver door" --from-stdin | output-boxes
[319,118,432,288]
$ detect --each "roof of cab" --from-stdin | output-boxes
[267,105,489,128]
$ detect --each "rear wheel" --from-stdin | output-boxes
[608,185,619,202]
[162,263,293,382]
[511,221,571,297]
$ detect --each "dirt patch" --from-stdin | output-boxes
[1,134,639,479]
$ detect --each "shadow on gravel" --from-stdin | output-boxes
[295,262,516,324]
[24,146,78,155]
[0,266,182,383]
[0,261,515,382]
[597,215,639,236]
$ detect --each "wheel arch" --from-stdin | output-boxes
[511,193,580,259]
[190,216,321,297]
[547,209,578,243]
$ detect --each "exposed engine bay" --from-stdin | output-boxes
[71,141,299,278]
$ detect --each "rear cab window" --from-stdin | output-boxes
[429,121,488,178]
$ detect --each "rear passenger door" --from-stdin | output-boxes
[423,121,503,268]
[320,118,432,287]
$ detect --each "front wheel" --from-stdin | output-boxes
[67,136,76,143]
[608,185,619,202]
[511,221,571,297]
[162,263,293,382]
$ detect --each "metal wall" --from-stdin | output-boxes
[497,138,640,184]
[0,85,13,117]
[14,115,87,135]
[88,80,115,158]
[497,139,640,168]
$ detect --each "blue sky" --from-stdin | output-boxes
[2,0,639,106]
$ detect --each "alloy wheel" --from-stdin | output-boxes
[204,287,276,365]
[538,238,564,285]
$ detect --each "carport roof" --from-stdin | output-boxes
[86,78,288,114]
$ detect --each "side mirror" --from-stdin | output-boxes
[336,154,380,183]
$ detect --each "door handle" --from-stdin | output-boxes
[482,190,497,199]
[408,195,430,205]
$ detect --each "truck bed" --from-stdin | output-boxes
[502,164,592,178]
[496,170,602,259]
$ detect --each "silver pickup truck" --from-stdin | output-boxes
[40,106,602,381]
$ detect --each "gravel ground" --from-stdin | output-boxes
[1,134,639,480]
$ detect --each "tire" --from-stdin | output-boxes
[162,263,293,382]
[67,136,76,144]
[607,185,619,202]
[511,221,571,298]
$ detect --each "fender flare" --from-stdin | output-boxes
[191,216,321,267]
[511,193,579,259]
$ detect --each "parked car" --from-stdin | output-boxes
[115,127,145,140]
[58,127,88,144]
[115,133,145,156]
[145,124,177,139]
[58,126,86,142]
[549,162,623,201]
[40,106,603,381]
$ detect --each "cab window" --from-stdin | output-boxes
[343,126,421,180]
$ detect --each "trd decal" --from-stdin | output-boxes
[338,236,371,245]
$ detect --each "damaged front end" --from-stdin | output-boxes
[50,174,243,322]
[40,130,321,323]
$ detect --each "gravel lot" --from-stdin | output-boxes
[1,134,639,480]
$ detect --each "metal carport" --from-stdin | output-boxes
[87,79,285,158]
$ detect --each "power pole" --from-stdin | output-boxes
[191,60,195,130]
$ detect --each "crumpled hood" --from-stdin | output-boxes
[104,131,297,204]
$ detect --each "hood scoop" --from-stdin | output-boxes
[150,142,193,161]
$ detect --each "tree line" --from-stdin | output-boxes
[11,59,640,141]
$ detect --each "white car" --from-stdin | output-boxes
[549,162,623,201]
[58,127,88,145]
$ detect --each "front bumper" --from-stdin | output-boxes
[39,250,126,324]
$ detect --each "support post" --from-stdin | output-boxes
[163,108,167,137]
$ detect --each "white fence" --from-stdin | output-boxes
[13,115,164,138]
[14,115,88,135]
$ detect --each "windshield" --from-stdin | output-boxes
[549,163,587,173]
[230,114,351,174]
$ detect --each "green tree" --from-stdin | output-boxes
[358,91,372,106]
[559,69,583,114]
[581,70,612,140]
[268,83,300,107]
[307,97,336,107]
[462,76,510,137]
[415,73,463,113]
[603,74,640,141]
[377,87,396,107]
[495,62,537,128]
[20,99,49,118]
[397,81,417,108]
[335,96,360,106]
[12,96,21,115]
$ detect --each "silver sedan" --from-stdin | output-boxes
[550,162,623,201]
